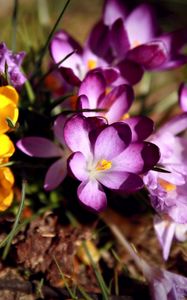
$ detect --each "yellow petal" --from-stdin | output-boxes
[0,134,15,158]
[76,240,100,265]
[0,167,14,211]
[0,85,19,105]
[0,97,18,133]
[0,189,13,211]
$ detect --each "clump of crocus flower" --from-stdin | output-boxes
[0,43,26,88]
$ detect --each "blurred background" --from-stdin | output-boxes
[1,0,187,52]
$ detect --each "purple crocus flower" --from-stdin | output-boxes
[77,71,134,124]
[50,30,118,86]
[64,114,159,212]
[179,83,187,112]
[101,0,187,71]
[0,43,26,88]
[17,115,70,190]
[144,113,187,223]
[154,215,187,261]
[111,223,187,300]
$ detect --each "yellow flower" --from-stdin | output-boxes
[0,167,14,211]
[0,85,19,134]
[0,134,15,162]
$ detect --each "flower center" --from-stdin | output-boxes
[96,159,112,171]
[158,178,176,192]
[87,59,97,70]
[132,40,140,48]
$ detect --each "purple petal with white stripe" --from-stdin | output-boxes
[69,152,89,181]
[77,179,107,212]
[64,115,92,157]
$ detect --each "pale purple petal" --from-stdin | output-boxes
[68,152,89,181]
[94,123,131,161]
[64,115,91,157]
[17,137,62,158]
[122,116,154,142]
[175,223,187,242]
[157,113,187,136]
[154,216,176,261]
[179,83,187,112]
[97,171,143,191]
[53,115,67,145]
[125,4,158,46]
[78,72,106,108]
[103,0,127,26]
[112,143,146,173]
[44,158,67,190]
[77,179,107,212]
[100,84,134,124]
[112,142,160,173]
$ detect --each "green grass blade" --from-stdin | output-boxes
[2,180,27,259]
[82,240,110,300]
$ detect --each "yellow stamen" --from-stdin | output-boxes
[105,87,112,95]
[158,178,176,192]
[120,113,130,121]
[96,159,112,171]
[132,40,140,48]
[87,59,97,70]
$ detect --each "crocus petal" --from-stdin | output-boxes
[78,72,106,109]
[44,158,67,190]
[88,21,111,59]
[125,4,158,46]
[122,116,154,142]
[157,113,187,136]
[154,216,176,261]
[110,19,130,57]
[94,123,131,161]
[98,170,143,192]
[117,59,144,85]
[17,137,62,158]
[68,152,88,181]
[77,179,107,212]
[175,223,187,242]
[97,67,120,85]
[100,84,134,124]
[127,41,168,69]
[159,28,187,56]
[59,67,81,86]
[53,115,67,146]
[103,0,127,26]
[112,142,160,173]
[64,114,91,157]
[179,83,187,112]
[141,142,160,172]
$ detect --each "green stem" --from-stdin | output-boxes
[2,180,26,259]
